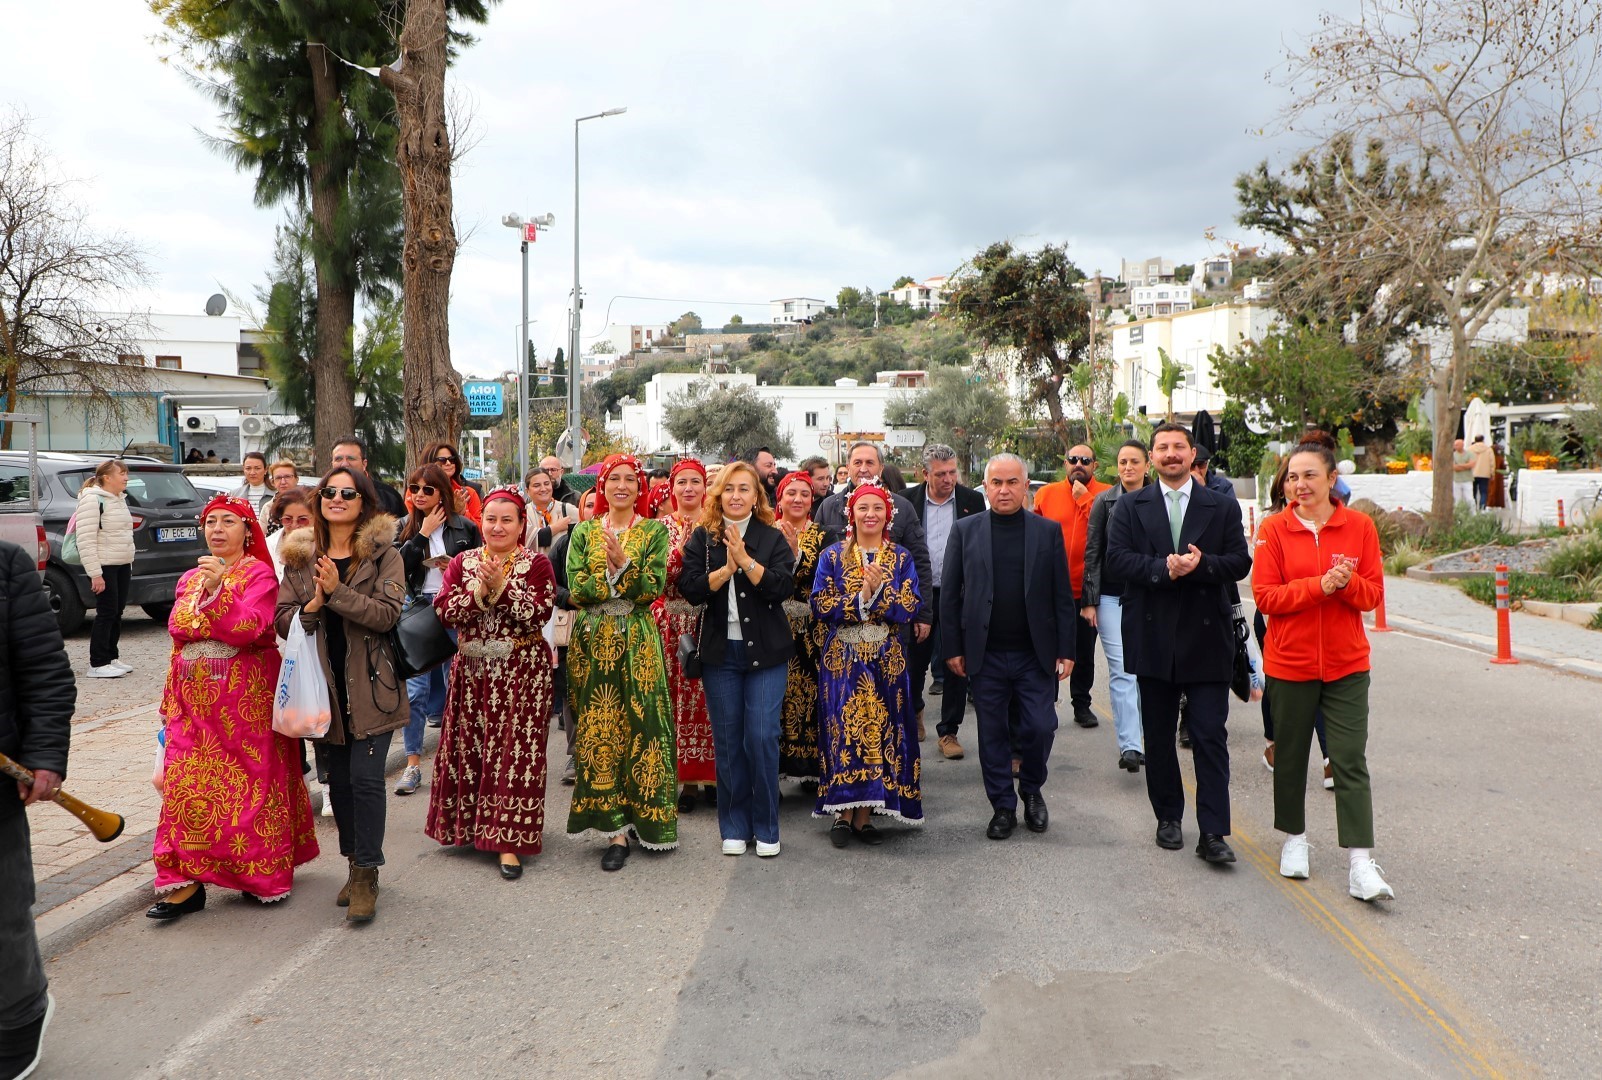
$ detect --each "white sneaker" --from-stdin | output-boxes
[721,839,747,856]
[320,787,335,817]
[755,841,780,858]
[1279,834,1310,879]
[109,660,133,673]
[87,664,125,679]
[1349,858,1395,901]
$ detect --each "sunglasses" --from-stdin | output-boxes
[1066,455,1095,465]
[434,455,458,465]
[407,484,439,496]
[320,486,361,501]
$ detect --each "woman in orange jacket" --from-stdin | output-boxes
[1252,439,1393,902]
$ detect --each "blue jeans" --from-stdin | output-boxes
[1097,594,1143,753]
[402,596,452,757]
[701,639,787,844]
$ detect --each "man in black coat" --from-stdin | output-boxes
[942,454,1076,840]
[0,540,76,1078]
[902,443,986,758]
[1105,423,1252,864]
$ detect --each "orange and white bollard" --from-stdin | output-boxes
[1491,563,1518,665]
[1372,588,1392,633]
[1557,498,1567,529]
[1248,506,1256,541]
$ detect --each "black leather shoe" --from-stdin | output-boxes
[986,809,1017,840]
[1119,749,1142,772]
[929,682,944,696]
[146,883,206,920]
[1073,708,1099,728]
[830,820,852,848]
[1155,821,1183,850]
[1021,791,1048,832]
[601,840,630,872]
[677,790,697,813]
[1196,833,1237,863]
[499,859,523,880]
[852,823,883,846]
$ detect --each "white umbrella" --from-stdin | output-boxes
[1463,396,1492,445]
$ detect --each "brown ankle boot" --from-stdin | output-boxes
[335,857,355,907]
[346,865,378,923]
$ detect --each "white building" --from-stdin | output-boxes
[615,370,929,461]
[769,297,829,325]
[1110,302,1279,418]
[597,323,670,356]
[887,276,950,312]
[1121,257,1175,288]
[1129,283,1194,319]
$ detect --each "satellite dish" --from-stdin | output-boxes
[204,294,227,317]
[1243,403,1275,436]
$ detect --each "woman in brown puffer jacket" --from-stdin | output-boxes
[275,467,406,923]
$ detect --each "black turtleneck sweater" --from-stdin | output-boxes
[988,509,1031,652]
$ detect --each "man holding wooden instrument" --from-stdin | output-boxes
[0,539,74,1080]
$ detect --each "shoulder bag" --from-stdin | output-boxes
[393,593,457,680]
[676,538,707,679]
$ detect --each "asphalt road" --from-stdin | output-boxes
[36,627,1598,1079]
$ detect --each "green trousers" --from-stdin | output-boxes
[1265,671,1374,848]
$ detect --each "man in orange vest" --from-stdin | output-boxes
[1033,443,1111,728]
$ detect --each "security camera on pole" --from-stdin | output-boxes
[567,107,627,473]
[501,211,555,484]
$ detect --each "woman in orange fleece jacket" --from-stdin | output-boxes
[1252,440,1393,903]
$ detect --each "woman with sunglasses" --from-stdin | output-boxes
[393,463,482,797]
[426,486,555,880]
[419,441,483,526]
[276,468,407,922]
[565,454,675,871]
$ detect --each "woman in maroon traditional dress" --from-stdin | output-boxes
[425,487,556,880]
[655,458,716,813]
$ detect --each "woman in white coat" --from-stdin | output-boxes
[76,459,137,679]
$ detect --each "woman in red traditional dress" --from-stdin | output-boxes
[147,495,318,920]
[655,458,716,813]
[426,488,556,880]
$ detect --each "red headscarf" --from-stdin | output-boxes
[594,453,648,518]
[846,483,894,538]
[199,493,269,558]
[482,485,526,520]
[645,480,672,518]
[775,470,815,513]
[667,458,707,511]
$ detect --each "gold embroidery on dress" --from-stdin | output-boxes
[165,728,249,849]
[842,672,887,766]
[577,684,628,791]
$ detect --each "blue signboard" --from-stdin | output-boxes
[463,380,504,416]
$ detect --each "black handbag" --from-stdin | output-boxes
[1229,611,1253,703]
[393,595,457,680]
[676,539,710,679]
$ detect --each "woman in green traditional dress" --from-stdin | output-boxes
[565,454,676,871]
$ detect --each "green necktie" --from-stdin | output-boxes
[1167,489,1184,551]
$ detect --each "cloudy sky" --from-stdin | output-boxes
[4,1,1339,379]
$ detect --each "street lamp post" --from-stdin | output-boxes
[568,107,627,474]
[501,212,554,483]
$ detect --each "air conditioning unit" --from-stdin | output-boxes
[239,416,278,437]
[183,413,219,434]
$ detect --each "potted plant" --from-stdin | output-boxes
[1394,426,1434,469]
[1510,423,1564,469]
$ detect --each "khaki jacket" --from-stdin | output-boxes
[274,515,407,743]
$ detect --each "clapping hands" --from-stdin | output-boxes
[1166,544,1203,580]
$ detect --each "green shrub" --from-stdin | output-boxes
[1428,502,1514,552]
[1382,540,1428,576]
[1541,528,1602,581]
[1458,571,1597,607]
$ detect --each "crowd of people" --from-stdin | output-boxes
[1,425,1396,1075]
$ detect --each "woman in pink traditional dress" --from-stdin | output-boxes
[426,487,556,880]
[655,458,716,813]
[147,495,318,920]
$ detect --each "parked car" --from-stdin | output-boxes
[0,427,48,577]
[0,451,209,635]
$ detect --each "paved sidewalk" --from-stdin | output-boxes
[1378,573,1602,677]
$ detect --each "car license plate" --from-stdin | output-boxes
[157,526,198,543]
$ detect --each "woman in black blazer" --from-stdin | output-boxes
[679,462,796,857]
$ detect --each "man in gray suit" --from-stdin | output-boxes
[941,455,1077,840]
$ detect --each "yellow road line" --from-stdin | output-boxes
[1181,777,1524,1078]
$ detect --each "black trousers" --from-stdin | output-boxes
[1138,678,1232,835]
[910,587,969,736]
[969,651,1057,811]
[1473,477,1490,508]
[89,563,131,668]
[1068,600,1097,712]
[0,805,47,1032]
[318,729,394,867]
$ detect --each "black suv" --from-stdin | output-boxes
[0,451,209,635]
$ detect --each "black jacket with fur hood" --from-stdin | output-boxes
[273,515,408,742]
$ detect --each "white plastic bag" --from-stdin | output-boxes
[273,612,332,739]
